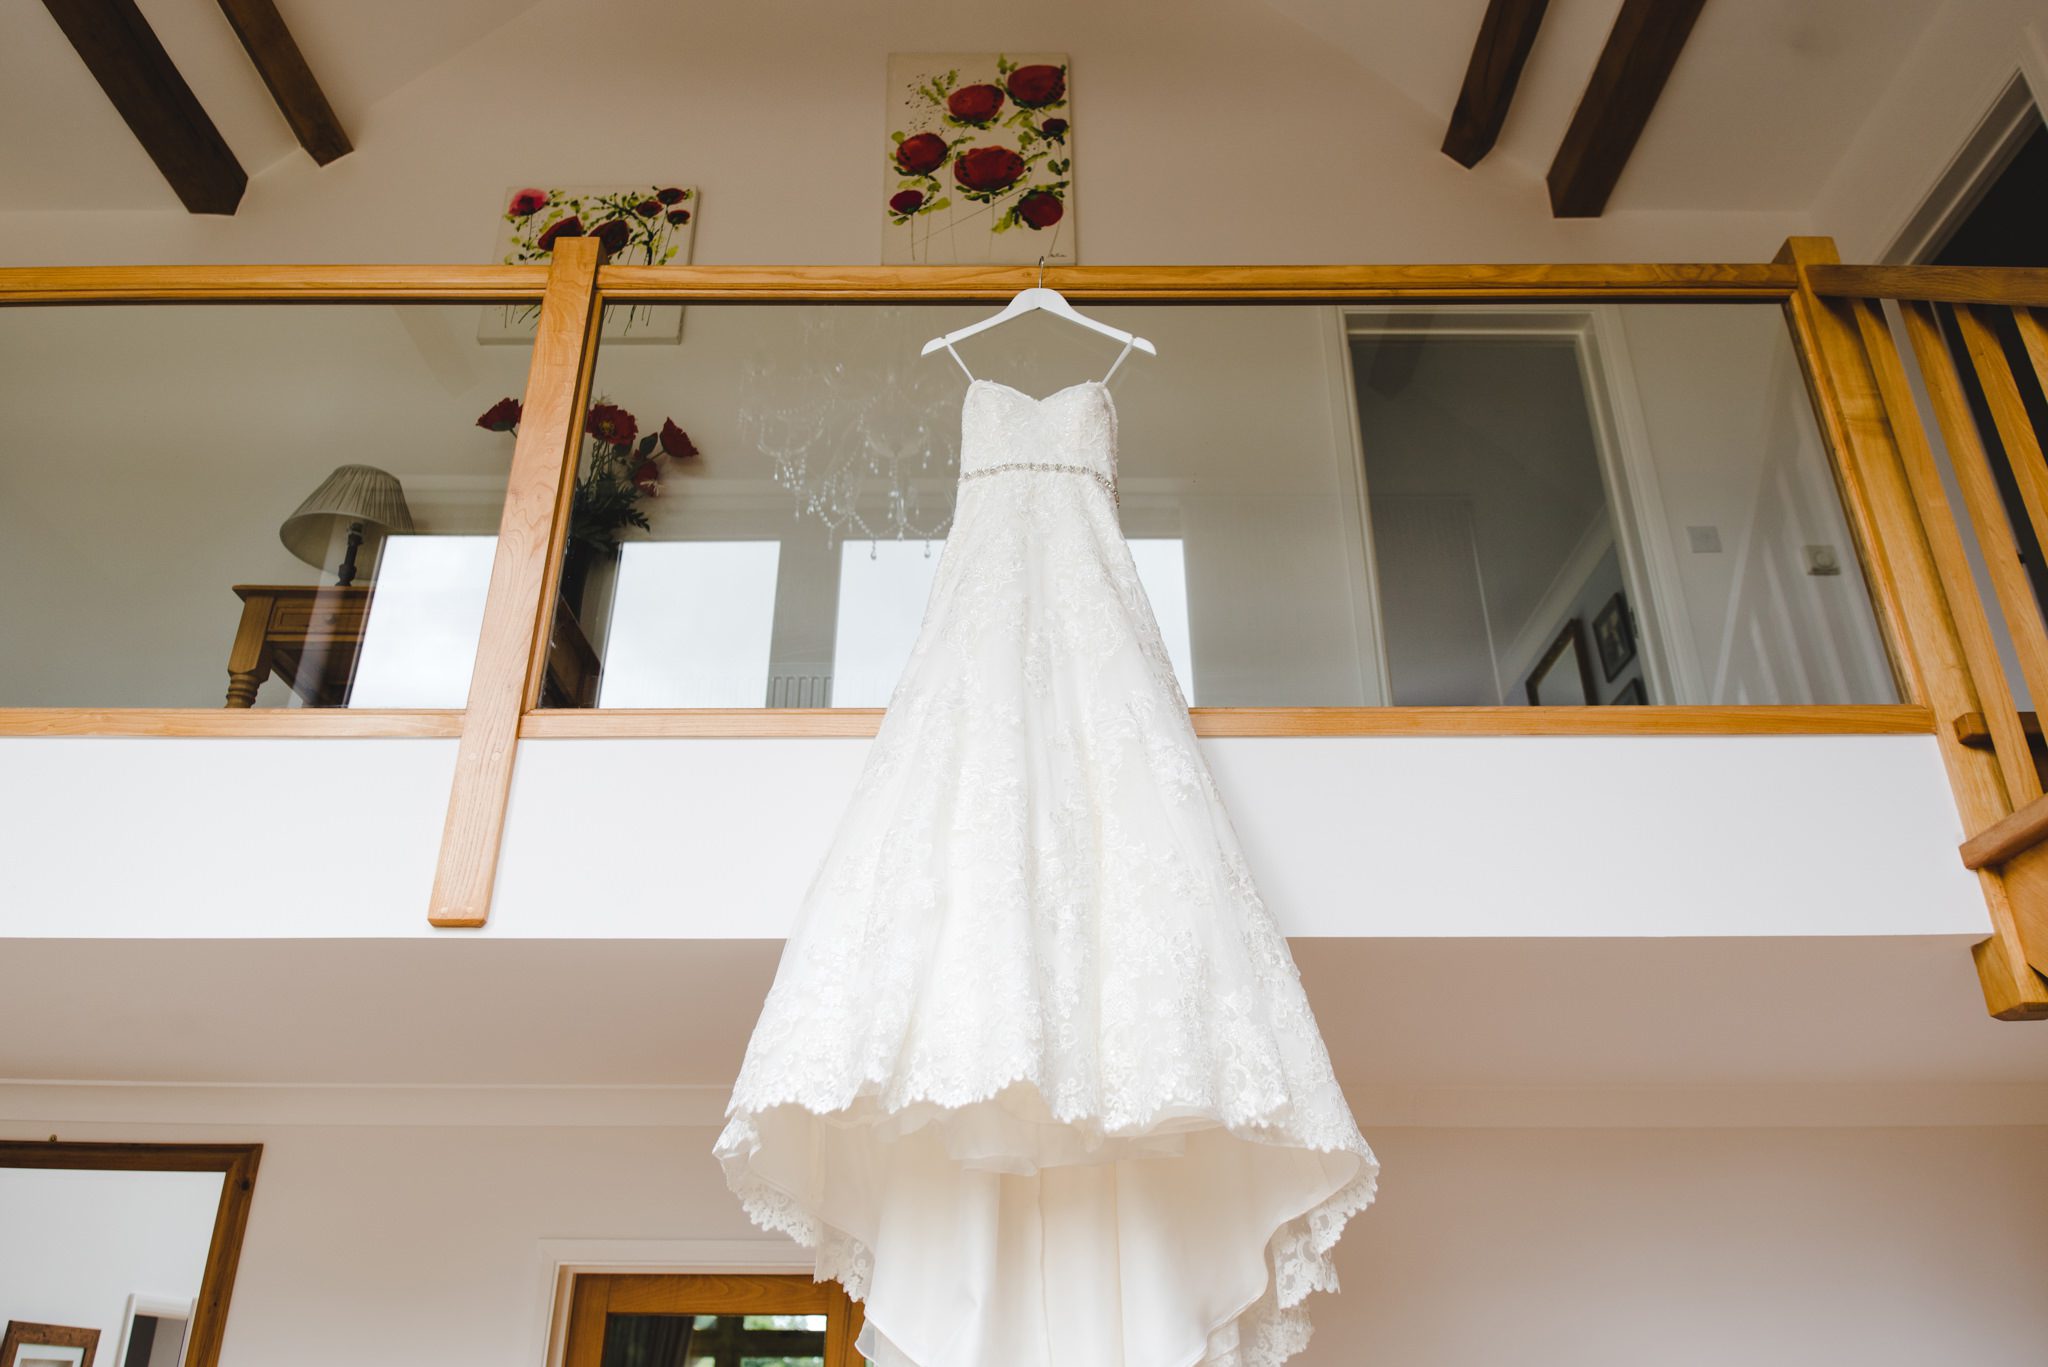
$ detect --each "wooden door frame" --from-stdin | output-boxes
[558,1272,861,1367]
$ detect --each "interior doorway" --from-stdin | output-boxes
[1339,308,1680,706]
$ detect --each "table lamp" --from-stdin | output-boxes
[280,465,415,587]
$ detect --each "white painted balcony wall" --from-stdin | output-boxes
[0,730,1986,941]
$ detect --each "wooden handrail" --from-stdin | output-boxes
[595,261,1797,300]
[1805,265,2048,307]
[0,264,548,302]
[518,704,1935,740]
[0,261,1800,306]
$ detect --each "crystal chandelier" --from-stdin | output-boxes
[741,307,960,547]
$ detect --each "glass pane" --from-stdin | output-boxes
[0,302,535,707]
[542,300,1895,709]
[602,1313,825,1367]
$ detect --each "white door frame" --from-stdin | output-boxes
[1882,68,2045,264]
[1332,305,1703,704]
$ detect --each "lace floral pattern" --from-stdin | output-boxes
[717,379,1377,1366]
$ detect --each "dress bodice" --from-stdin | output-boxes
[956,378,1119,501]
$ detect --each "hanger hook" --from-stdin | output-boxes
[1037,254,1047,290]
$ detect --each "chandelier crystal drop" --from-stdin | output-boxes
[742,308,960,552]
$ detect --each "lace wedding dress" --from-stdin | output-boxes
[716,344,1377,1367]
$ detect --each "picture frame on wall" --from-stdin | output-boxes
[1593,591,1636,681]
[481,184,699,344]
[1,1321,99,1367]
[1526,620,1596,706]
[884,53,1074,264]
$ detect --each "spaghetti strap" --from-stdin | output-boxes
[943,340,976,382]
[1102,337,1137,384]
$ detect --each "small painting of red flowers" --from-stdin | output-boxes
[885,53,1073,265]
[485,184,700,344]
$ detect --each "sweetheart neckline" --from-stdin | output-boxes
[968,377,1110,405]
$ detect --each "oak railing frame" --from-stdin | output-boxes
[1794,246,2048,1019]
[6,243,2038,1011]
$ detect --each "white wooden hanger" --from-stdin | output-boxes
[921,256,1157,364]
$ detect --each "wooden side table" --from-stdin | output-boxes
[225,584,599,708]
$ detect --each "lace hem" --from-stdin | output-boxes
[716,1096,1378,1366]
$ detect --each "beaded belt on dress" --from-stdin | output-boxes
[958,461,1119,506]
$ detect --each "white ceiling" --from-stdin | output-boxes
[3,937,2041,1109]
[0,0,1946,215]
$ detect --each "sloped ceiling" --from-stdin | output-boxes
[1,0,1946,214]
[0,0,549,209]
[1260,0,1943,210]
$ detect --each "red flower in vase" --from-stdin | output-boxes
[954,146,1025,194]
[948,83,1004,125]
[586,403,638,446]
[476,397,522,432]
[889,189,925,215]
[895,132,949,176]
[659,419,699,459]
[1016,190,1063,229]
[1006,65,1065,108]
[508,188,548,217]
[537,216,585,250]
[632,460,661,496]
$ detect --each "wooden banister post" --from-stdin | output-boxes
[1776,236,2048,1018]
[428,237,604,928]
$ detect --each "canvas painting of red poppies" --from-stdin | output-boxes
[480,184,698,344]
[884,53,1073,265]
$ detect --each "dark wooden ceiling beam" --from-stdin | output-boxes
[215,0,352,165]
[37,0,247,214]
[1443,0,1551,168]
[1547,0,1707,218]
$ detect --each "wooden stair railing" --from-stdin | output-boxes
[1803,254,2048,1018]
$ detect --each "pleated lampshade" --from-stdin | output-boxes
[279,464,416,571]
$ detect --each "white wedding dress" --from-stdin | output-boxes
[716,345,1378,1367]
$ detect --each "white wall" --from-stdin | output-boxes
[0,1166,222,1356]
[6,1109,2044,1367]
[1615,304,1895,703]
[0,732,1985,940]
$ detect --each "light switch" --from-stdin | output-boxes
[1805,544,1842,576]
